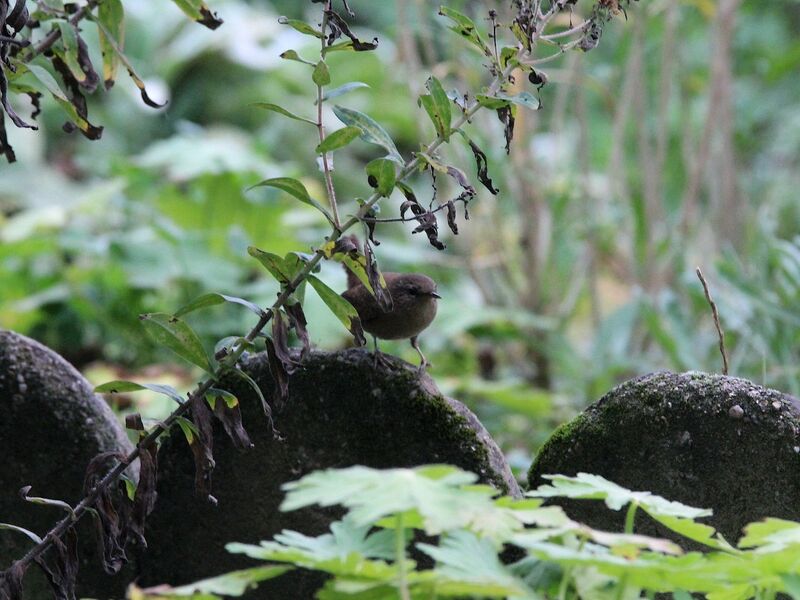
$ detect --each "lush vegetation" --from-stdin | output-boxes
[2,0,799,597]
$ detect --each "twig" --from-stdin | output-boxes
[696,267,729,375]
[316,2,342,230]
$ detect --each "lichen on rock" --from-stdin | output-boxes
[529,371,800,547]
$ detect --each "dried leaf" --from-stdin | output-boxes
[187,395,216,502]
[445,201,458,234]
[130,442,157,547]
[0,562,27,600]
[83,452,129,574]
[265,337,290,410]
[285,302,311,360]
[497,105,516,154]
[363,241,393,312]
[465,137,499,194]
[34,526,79,600]
[212,396,253,451]
[324,10,378,51]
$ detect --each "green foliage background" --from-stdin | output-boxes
[1,0,799,476]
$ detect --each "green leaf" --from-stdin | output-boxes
[278,16,323,38]
[279,49,315,65]
[332,105,403,163]
[0,523,43,545]
[419,76,452,140]
[168,0,223,29]
[95,380,186,405]
[97,0,125,88]
[365,158,396,197]
[437,7,493,58]
[307,275,360,333]
[23,64,103,140]
[130,566,290,598]
[312,60,331,86]
[174,293,265,319]
[55,22,86,85]
[316,126,361,154]
[248,246,292,283]
[247,178,332,222]
[251,102,316,125]
[176,416,199,444]
[530,473,712,519]
[476,92,541,110]
[139,313,212,372]
[280,464,517,537]
[317,81,369,104]
[205,387,239,410]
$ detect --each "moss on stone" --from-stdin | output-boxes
[141,348,517,598]
[0,330,133,599]
[528,371,800,548]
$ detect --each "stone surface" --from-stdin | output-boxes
[141,348,519,598]
[0,329,134,599]
[528,371,800,547]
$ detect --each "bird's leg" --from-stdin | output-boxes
[371,335,393,369]
[410,336,430,370]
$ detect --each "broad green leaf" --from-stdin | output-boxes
[251,102,316,125]
[95,380,186,405]
[739,518,800,551]
[280,464,527,538]
[652,514,732,551]
[23,64,103,139]
[332,105,403,163]
[317,81,369,104]
[247,177,332,222]
[437,7,493,58]
[307,275,359,332]
[139,312,212,372]
[97,0,124,88]
[280,49,315,65]
[174,293,265,318]
[312,60,331,86]
[248,246,292,283]
[320,240,375,295]
[321,40,356,55]
[365,158,396,197]
[278,16,323,38]
[530,473,712,520]
[130,566,290,598]
[316,126,361,154]
[418,76,451,140]
[214,336,255,357]
[168,0,222,29]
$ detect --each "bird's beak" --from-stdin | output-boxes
[430,291,442,299]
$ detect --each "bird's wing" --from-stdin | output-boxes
[342,284,384,324]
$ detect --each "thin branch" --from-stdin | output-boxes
[316,2,342,230]
[541,19,590,40]
[696,267,729,375]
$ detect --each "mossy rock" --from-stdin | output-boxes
[0,330,134,599]
[528,371,800,546]
[141,348,519,598]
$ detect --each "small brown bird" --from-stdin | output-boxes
[342,272,441,369]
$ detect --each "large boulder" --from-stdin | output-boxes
[529,371,800,546]
[141,348,519,597]
[0,329,134,599]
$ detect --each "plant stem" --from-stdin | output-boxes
[316,2,342,230]
[624,502,638,534]
[395,513,411,600]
